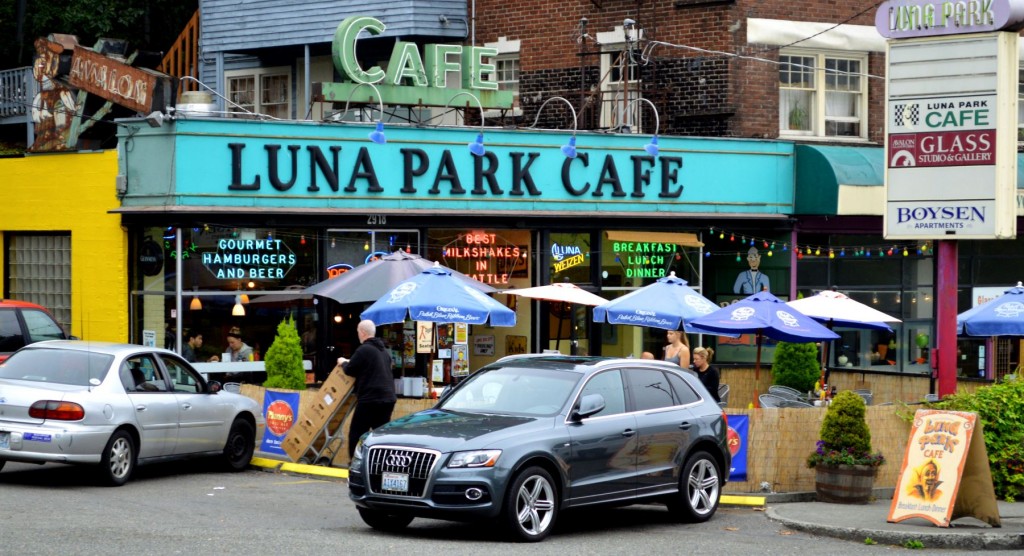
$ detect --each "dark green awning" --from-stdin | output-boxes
[794,145,884,215]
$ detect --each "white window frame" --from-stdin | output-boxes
[779,49,868,141]
[596,26,646,132]
[484,37,521,118]
[225,66,291,119]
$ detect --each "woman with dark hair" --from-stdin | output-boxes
[692,346,720,402]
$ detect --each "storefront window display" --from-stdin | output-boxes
[598,230,705,359]
[130,225,320,368]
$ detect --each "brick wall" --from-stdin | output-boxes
[473,0,887,142]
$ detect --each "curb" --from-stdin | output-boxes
[251,457,349,479]
[764,505,1024,551]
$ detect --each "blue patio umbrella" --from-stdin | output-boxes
[689,290,839,381]
[361,264,516,327]
[957,282,1024,336]
[592,272,719,332]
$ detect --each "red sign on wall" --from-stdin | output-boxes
[888,130,996,168]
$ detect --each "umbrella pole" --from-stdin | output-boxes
[754,332,762,408]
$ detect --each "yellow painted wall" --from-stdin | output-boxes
[0,150,128,341]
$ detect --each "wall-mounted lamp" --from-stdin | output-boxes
[626,97,661,157]
[343,81,387,144]
[530,96,579,158]
[444,91,487,156]
[232,295,246,316]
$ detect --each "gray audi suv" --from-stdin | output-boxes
[348,355,730,541]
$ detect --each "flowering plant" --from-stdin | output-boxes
[806,440,886,468]
[806,390,885,469]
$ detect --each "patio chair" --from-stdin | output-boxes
[767,385,803,401]
[224,382,242,393]
[758,393,788,408]
[779,398,814,408]
[854,390,873,406]
[717,384,730,406]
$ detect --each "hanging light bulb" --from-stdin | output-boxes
[719,232,724,240]
[735,252,741,262]
[840,248,846,257]
[190,295,202,311]
[331,237,336,248]
[797,251,804,260]
[203,224,210,232]
[763,240,768,248]
[903,247,909,256]
[805,246,811,255]
[767,250,773,257]
[729,234,735,242]
[782,243,788,251]
[300,235,306,245]
[815,247,821,256]
[232,295,245,316]
[828,249,835,259]
[240,293,250,304]
[364,241,370,251]
[704,251,711,258]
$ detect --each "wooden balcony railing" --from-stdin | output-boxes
[159,10,199,99]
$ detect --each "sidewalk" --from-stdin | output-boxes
[250,454,1024,550]
[764,489,1024,550]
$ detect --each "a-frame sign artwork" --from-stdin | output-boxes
[888,410,1001,527]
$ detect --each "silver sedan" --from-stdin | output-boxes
[0,341,263,485]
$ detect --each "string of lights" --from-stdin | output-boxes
[162,223,935,265]
[702,225,934,260]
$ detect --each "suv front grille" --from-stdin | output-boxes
[366,446,439,498]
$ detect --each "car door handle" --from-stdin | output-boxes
[135,405,147,412]
[678,422,692,430]
[181,403,192,410]
[622,429,636,437]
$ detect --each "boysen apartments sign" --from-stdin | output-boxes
[877,0,1024,239]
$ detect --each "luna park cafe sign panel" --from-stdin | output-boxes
[201,238,296,280]
[875,0,1024,39]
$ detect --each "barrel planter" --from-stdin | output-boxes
[814,464,877,504]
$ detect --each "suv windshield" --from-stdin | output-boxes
[0,348,113,386]
[440,365,581,416]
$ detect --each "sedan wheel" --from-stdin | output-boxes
[222,419,255,471]
[98,430,135,486]
[667,450,721,523]
[503,466,557,542]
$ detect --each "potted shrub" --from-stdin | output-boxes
[807,390,885,503]
[771,340,819,394]
[263,316,307,391]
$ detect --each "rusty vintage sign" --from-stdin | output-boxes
[67,47,172,113]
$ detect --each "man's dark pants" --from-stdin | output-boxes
[348,401,396,457]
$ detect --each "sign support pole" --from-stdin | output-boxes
[936,240,958,397]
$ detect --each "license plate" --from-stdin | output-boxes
[0,432,9,450]
[381,471,409,492]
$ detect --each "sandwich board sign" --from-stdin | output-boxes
[888,410,1000,527]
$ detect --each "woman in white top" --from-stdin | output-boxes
[664,330,691,370]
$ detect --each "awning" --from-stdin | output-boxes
[796,145,1024,217]
[605,230,704,247]
[794,145,884,216]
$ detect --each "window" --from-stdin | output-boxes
[495,56,520,106]
[5,233,71,332]
[626,369,677,411]
[779,51,867,139]
[578,370,626,417]
[600,49,644,131]
[226,67,291,119]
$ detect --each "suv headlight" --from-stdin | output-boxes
[350,439,365,472]
[448,449,501,468]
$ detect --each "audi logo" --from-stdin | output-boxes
[386,454,413,468]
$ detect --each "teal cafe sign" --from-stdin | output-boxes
[118,118,794,216]
[318,15,513,108]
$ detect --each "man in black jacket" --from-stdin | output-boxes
[342,319,397,457]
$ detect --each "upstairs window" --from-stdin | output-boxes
[226,67,291,119]
[779,51,867,140]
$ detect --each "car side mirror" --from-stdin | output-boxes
[571,393,606,421]
[209,380,222,393]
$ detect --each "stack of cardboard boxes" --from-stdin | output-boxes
[281,364,356,464]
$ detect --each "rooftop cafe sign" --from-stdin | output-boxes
[875,0,1024,38]
[318,15,514,108]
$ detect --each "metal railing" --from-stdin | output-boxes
[0,66,34,121]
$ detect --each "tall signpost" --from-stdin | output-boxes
[877,0,1024,396]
